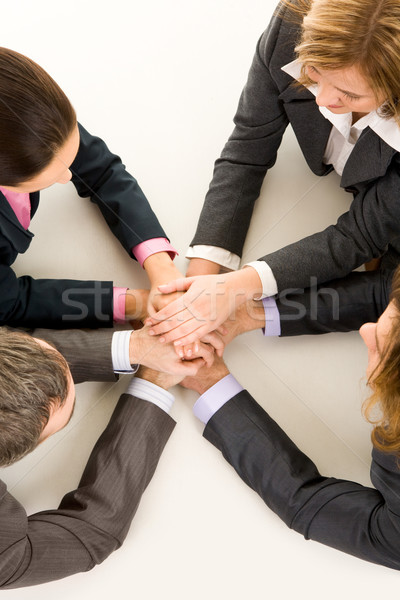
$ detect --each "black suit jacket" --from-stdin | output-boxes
[191,1,400,289]
[0,123,167,329]
[0,329,175,589]
[204,269,400,570]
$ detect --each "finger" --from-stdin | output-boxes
[156,319,206,345]
[178,357,205,376]
[145,297,190,326]
[201,332,225,355]
[171,325,215,348]
[149,312,202,338]
[196,344,215,368]
[157,277,195,295]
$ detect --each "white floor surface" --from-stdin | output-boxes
[1,1,398,598]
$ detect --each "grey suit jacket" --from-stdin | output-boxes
[203,269,400,570]
[0,329,175,589]
[191,1,400,290]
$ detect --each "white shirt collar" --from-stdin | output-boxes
[281,59,400,152]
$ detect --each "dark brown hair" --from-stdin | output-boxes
[0,328,70,466]
[0,47,76,186]
[364,267,400,455]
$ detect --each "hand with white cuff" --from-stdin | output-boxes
[129,325,215,376]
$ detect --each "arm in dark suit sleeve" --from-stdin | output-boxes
[32,328,118,383]
[0,265,114,329]
[190,7,293,257]
[276,269,392,336]
[71,123,168,254]
[264,153,400,291]
[0,394,175,589]
[204,391,400,570]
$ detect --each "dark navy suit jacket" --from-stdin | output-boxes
[0,123,167,328]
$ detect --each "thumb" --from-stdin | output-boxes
[158,277,194,294]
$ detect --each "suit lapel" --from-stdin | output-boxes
[279,85,333,176]
[340,128,397,188]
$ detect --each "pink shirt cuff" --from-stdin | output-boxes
[132,238,178,267]
[113,287,128,322]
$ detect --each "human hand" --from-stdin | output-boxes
[136,365,184,390]
[145,267,263,347]
[129,325,215,375]
[180,355,230,395]
[124,289,149,322]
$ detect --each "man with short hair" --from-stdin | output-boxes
[0,324,211,589]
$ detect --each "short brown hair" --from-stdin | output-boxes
[0,328,70,466]
[364,268,400,455]
[0,47,76,186]
[281,0,400,123]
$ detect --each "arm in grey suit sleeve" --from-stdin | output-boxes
[32,328,119,383]
[276,269,392,336]
[264,152,400,290]
[204,391,400,570]
[0,394,175,589]
[190,8,292,258]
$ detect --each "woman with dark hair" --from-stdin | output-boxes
[0,47,182,329]
[146,0,400,350]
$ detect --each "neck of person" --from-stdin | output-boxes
[352,111,368,125]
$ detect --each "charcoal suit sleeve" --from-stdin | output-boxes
[190,6,293,257]
[275,269,393,336]
[32,327,118,383]
[0,395,175,589]
[204,390,400,570]
[263,151,400,291]
[71,123,168,255]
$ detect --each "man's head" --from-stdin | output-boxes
[0,329,74,467]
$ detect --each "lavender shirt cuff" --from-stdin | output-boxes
[193,374,244,425]
[262,297,281,337]
[132,238,178,267]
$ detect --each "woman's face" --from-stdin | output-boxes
[306,64,384,115]
[359,301,398,384]
[2,123,80,194]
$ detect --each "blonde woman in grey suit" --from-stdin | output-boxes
[146,0,400,349]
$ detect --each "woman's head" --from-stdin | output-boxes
[0,47,77,189]
[283,0,400,121]
[362,267,400,455]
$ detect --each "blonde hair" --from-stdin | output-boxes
[363,267,400,456]
[281,0,400,122]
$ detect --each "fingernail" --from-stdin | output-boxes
[148,330,155,336]
[174,341,182,346]
[159,337,165,343]
[194,343,199,353]
[186,349,192,357]
[178,350,184,358]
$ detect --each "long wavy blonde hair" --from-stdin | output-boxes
[363,268,400,455]
[280,0,400,122]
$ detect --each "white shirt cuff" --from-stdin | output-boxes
[126,378,175,414]
[111,330,139,374]
[186,245,241,271]
[243,261,278,298]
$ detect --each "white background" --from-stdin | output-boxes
[1,0,398,597]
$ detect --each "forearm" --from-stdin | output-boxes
[2,395,175,589]
[143,251,182,285]
[204,391,400,570]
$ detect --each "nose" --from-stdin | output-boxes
[315,81,341,107]
[359,322,375,350]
